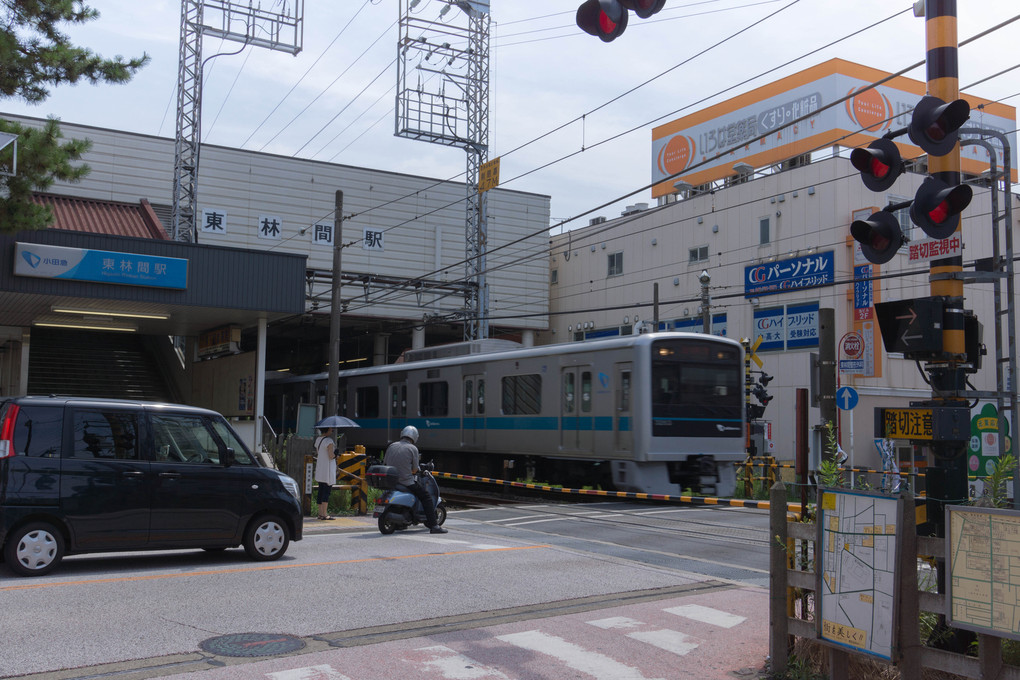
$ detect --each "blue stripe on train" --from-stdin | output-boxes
[353,416,626,431]
[350,417,750,432]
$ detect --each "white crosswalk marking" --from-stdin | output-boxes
[410,645,513,679]
[395,535,507,550]
[587,616,644,630]
[627,629,699,656]
[587,616,699,656]
[497,630,667,680]
[266,665,351,680]
[665,604,746,628]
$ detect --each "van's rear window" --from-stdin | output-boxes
[13,405,63,457]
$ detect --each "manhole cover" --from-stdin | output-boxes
[200,633,306,657]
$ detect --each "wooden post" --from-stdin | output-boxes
[828,648,850,680]
[770,479,789,676]
[978,634,1003,679]
[898,492,921,676]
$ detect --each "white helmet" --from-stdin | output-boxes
[400,425,419,443]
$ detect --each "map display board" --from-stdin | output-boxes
[818,489,901,660]
[947,506,1020,640]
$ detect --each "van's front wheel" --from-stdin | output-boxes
[4,522,65,577]
[243,516,289,561]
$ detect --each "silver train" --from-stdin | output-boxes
[268,333,747,496]
[269,330,750,495]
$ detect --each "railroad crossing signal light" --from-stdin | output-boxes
[576,0,666,41]
[751,383,772,406]
[576,0,628,42]
[908,95,970,157]
[851,209,905,264]
[758,372,773,388]
[619,0,667,18]
[910,176,973,240]
[850,138,904,192]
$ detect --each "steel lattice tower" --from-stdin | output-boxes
[396,0,491,339]
[172,0,304,242]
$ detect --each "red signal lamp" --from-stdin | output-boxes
[850,209,905,265]
[850,138,904,192]
[909,176,973,240]
[908,95,970,157]
[576,0,629,42]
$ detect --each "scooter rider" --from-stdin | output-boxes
[384,426,448,534]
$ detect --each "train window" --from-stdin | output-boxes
[581,372,592,413]
[465,380,474,415]
[478,380,485,415]
[562,373,576,414]
[419,381,448,417]
[355,386,379,419]
[502,375,541,415]
[618,370,631,412]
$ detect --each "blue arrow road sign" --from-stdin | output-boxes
[836,386,859,411]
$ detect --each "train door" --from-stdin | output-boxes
[462,375,486,448]
[614,362,632,453]
[389,381,407,441]
[560,367,594,453]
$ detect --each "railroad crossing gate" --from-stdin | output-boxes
[338,449,368,515]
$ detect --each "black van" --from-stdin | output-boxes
[0,396,303,576]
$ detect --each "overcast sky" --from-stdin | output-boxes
[3,1,1018,230]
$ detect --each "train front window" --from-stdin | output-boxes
[651,340,741,437]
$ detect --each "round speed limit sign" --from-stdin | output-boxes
[841,332,864,359]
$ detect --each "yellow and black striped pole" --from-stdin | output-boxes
[923,0,967,533]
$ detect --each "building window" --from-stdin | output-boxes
[759,217,770,245]
[889,194,912,244]
[551,269,558,284]
[607,252,623,277]
[689,245,708,263]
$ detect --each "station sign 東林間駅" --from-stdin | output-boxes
[650,58,1017,196]
[745,250,833,297]
[14,242,187,289]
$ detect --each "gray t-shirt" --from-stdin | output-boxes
[384,438,419,486]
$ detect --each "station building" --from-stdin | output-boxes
[0,114,550,445]
[540,59,1018,478]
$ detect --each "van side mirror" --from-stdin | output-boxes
[222,447,235,467]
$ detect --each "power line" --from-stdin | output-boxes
[240,0,374,149]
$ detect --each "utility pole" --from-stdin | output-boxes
[326,191,343,419]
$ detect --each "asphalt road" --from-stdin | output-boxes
[0,501,774,679]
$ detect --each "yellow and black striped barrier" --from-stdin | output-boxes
[336,446,368,515]
[433,471,803,514]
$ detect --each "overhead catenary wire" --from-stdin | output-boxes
[257,9,1018,326]
[337,69,1020,321]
